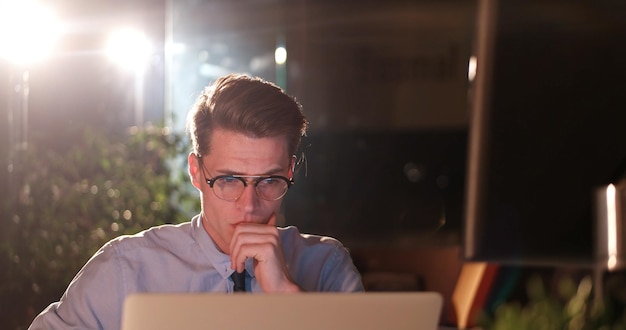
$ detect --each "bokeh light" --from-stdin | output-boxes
[0,0,63,65]
[275,46,287,65]
[106,28,152,70]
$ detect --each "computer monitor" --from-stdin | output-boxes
[463,0,626,266]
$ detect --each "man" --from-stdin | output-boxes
[29,74,364,329]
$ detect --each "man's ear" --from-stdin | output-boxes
[288,155,297,179]
[188,152,202,190]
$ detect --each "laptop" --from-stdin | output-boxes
[121,292,443,330]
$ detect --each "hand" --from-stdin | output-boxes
[229,214,301,292]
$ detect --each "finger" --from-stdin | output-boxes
[231,230,278,257]
[230,232,280,272]
[231,241,273,272]
[229,235,246,272]
[231,250,248,273]
[268,213,277,226]
[229,230,266,271]
[232,227,280,260]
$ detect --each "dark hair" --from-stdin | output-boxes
[186,74,308,158]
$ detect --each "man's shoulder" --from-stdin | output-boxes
[106,221,194,252]
[278,226,345,249]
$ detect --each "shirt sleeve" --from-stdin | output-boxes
[319,242,364,292]
[28,241,126,330]
[281,228,364,292]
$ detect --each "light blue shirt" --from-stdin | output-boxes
[29,215,364,329]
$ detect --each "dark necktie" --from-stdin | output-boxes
[230,270,247,292]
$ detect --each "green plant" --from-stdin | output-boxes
[480,273,626,330]
[0,125,199,329]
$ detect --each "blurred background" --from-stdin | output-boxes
[4,1,626,329]
[0,0,477,328]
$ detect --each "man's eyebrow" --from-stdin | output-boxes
[215,167,287,176]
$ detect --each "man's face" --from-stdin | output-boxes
[188,128,293,254]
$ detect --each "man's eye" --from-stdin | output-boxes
[261,178,279,185]
[220,176,240,184]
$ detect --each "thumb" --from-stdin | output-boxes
[268,213,277,226]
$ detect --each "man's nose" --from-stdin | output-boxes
[236,184,260,213]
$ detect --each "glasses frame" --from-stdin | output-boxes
[197,156,294,201]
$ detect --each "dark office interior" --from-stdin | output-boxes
[1,0,625,328]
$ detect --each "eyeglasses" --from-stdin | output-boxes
[198,157,293,201]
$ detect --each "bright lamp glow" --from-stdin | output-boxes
[0,1,62,65]
[467,56,477,82]
[107,28,151,70]
[275,46,287,65]
[606,184,618,270]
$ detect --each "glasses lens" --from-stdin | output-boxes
[256,177,289,200]
[211,176,290,201]
[213,177,245,201]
